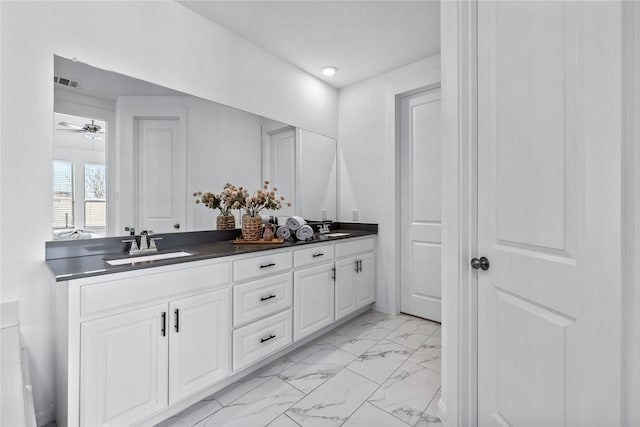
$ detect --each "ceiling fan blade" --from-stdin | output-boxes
[56,129,83,133]
[57,122,84,130]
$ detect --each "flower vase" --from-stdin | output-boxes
[216,214,236,230]
[241,215,263,240]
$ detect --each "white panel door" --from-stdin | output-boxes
[168,289,230,404]
[477,2,621,425]
[266,127,296,218]
[138,118,186,233]
[335,257,358,320]
[293,263,335,341]
[400,87,442,321]
[81,304,168,426]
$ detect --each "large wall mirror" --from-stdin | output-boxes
[51,55,337,239]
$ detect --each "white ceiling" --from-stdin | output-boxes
[178,1,440,88]
[55,56,186,101]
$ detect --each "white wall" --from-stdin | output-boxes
[337,56,440,314]
[0,2,337,424]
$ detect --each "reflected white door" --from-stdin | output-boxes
[477,1,622,424]
[399,87,442,321]
[265,127,296,218]
[137,118,186,233]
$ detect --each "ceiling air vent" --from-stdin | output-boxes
[54,76,78,88]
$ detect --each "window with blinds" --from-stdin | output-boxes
[84,163,106,228]
[53,160,74,229]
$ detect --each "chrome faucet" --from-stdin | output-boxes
[317,222,331,234]
[122,230,163,255]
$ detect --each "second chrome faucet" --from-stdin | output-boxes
[123,230,163,255]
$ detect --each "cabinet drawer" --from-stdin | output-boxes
[233,310,292,372]
[233,251,292,282]
[233,273,292,327]
[293,243,335,268]
[335,237,375,258]
[80,261,231,318]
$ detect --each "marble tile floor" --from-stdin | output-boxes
[157,310,443,427]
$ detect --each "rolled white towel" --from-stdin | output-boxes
[295,224,314,241]
[276,226,291,240]
[286,216,306,231]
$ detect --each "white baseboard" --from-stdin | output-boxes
[438,399,447,426]
[372,301,389,314]
[36,405,54,427]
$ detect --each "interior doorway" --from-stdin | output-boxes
[398,86,443,321]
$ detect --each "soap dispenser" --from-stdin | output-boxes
[263,223,274,241]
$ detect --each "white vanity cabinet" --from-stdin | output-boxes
[231,250,294,372]
[80,303,169,426]
[293,262,336,341]
[81,290,231,426]
[168,290,230,403]
[55,235,376,427]
[292,242,336,341]
[56,259,231,427]
[334,238,376,320]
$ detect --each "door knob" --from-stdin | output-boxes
[471,257,490,271]
[173,223,180,229]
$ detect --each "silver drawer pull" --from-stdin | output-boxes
[260,294,276,302]
[260,334,276,343]
[260,263,276,269]
[312,253,324,258]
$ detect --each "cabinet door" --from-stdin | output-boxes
[335,257,358,320]
[357,252,375,308]
[169,288,230,404]
[81,304,169,426]
[293,263,335,341]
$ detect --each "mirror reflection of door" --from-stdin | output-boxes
[53,112,107,239]
[136,117,186,234]
[264,126,296,219]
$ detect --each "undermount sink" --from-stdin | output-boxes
[324,232,351,237]
[105,251,194,266]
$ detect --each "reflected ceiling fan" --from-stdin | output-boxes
[57,120,105,140]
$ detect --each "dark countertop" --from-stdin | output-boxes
[46,224,377,282]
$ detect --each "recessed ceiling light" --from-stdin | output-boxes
[322,66,338,76]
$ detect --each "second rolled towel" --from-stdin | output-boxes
[295,224,314,241]
[276,226,291,240]
[286,216,306,231]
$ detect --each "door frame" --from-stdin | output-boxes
[441,1,479,425]
[442,1,639,425]
[385,72,441,317]
[622,1,640,424]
